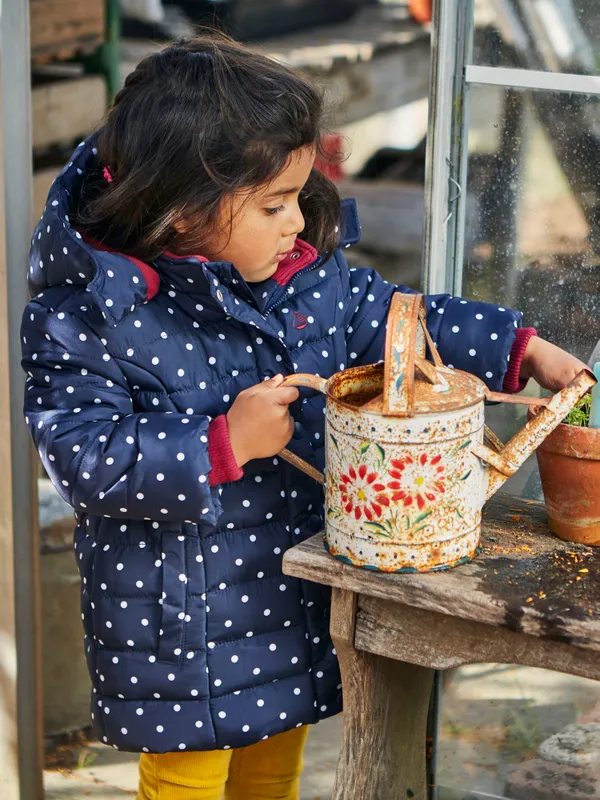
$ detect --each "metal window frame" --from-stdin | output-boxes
[422,0,475,295]
[466,64,600,95]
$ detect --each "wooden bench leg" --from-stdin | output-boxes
[330,588,435,800]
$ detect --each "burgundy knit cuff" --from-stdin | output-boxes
[503,327,537,394]
[208,415,244,487]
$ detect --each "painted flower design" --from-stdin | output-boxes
[339,464,390,521]
[387,453,446,511]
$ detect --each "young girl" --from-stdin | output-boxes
[23,32,584,800]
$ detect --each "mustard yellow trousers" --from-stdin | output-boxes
[137,725,309,800]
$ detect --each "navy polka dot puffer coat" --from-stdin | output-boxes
[22,140,523,754]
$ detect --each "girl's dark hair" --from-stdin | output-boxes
[76,31,341,262]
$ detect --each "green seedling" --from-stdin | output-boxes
[563,393,591,427]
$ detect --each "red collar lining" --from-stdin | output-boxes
[271,239,318,285]
[83,236,161,301]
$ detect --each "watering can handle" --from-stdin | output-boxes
[278,374,328,485]
[383,293,444,417]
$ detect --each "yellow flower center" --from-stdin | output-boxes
[357,488,367,501]
[415,476,425,486]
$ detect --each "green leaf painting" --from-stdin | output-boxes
[414,509,433,524]
[364,521,391,537]
[329,433,341,453]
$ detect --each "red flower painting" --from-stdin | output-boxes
[386,453,446,511]
[339,464,390,521]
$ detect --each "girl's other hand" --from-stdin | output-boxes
[227,375,299,467]
[520,336,588,393]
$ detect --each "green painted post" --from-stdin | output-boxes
[81,0,121,103]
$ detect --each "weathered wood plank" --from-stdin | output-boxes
[283,494,600,652]
[329,587,357,644]
[355,596,600,681]
[30,0,104,63]
[331,622,434,800]
[32,77,106,152]
[302,39,430,127]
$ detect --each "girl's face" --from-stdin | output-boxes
[201,145,316,283]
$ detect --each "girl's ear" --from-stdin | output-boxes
[173,217,190,234]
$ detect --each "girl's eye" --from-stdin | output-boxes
[265,205,285,216]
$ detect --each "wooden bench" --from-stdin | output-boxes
[283,494,600,800]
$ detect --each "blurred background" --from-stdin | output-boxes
[16,0,600,798]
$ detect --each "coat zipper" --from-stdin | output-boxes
[262,256,324,318]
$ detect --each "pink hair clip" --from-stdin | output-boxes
[103,166,114,183]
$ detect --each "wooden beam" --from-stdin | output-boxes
[331,621,434,800]
[355,596,600,681]
[329,587,358,644]
[30,0,104,63]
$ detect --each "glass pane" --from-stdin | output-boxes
[436,84,600,800]
[473,0,600,76]
[462,85,600,498]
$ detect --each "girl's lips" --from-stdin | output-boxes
[274,251,291,262]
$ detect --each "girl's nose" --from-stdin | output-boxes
[286,204,305,237]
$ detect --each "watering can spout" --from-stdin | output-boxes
[476,369,597,502]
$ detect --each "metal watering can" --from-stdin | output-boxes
[280,293,596,573]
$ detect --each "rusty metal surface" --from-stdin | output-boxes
[279,447,325,485]
[280,373,327,393]
[471,441,518,477]
[350,366,486,415]
[383,292,421,417]
[485,390,550,406]
[484,426,504,454]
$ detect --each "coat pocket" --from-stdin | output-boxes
[157,532,188,664]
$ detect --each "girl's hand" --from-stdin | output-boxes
[227,374,299,467]
[520,336,588,393]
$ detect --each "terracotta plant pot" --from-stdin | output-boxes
[535,421,600,545]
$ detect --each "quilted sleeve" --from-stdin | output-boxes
[344,267,523,392]
[22,303,223,523]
